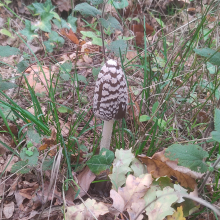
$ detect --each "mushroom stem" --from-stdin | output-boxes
[100,119,114,150]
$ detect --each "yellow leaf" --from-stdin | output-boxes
[167,206,186,220]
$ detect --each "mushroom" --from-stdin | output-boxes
[93,59,128,150]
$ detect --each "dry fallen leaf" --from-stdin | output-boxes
[126,50,137,60]
[19,183,39,200]
[131,24,154,46]
[110,174,153,219]
[60,28,79,44]
[66,166,96,203]
[3,201,14,219]
[138,150,203,189]
[65,198,109,220]
[25,65,54,94]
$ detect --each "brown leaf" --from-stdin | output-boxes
[66,166,96,203]
[60,28,79,44]
[2,123,18,136]
[25,65,54,94]
[38,143,48,151]
[187,8,196,15]
[126,50,137,60]
[196,110,210,123]
[206,14,216,22]
[19,183,39,199]
[131,24,154,35]
[138,150,203,189]
[131,24,154,46]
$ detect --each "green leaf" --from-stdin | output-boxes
[86,148,114,175]
[43,41,55,52]
[206,62,216,74]
[145,186,178,220]
[20,20,38,41]
[0,46,19,57]
[180,198,199,217]
[52,19,61,29]
[92,37,103,46]
[0,104,16,121]
[194,48,220,66]
[49,31,65,44]
[27,141,34,148]
[92,67,101,78]
[117,36,134,41]
[0,81,17,91]
[76,74,87,84]
[153,176,173,189]
[20,147,39,166]
[60,74,70,81]
[58,106,68,113]
[165,144,208,173]
[157,118,166,129]
[152,101,159,114]
[67,15,77,33]
[130,158,147,177]
[74,3,101,17]
[27,129,41,143]
[28,0,55,15]
[11,161,30,174]
[99,15,122,32]
[109,148,134,190]
[0,28,12,37]
[60,62,72,73]
[107,39,127,57]
[139,115,151,122]
[214,108,220,132]
[60,18,70,29]
[110,0,128,9]
[25,149,34,156]
[33,12,53,32]
[211,131,220,142]
[155,17,165,28]
[81,31,97,38]
[16,60,29,73]
[87,0,103,5]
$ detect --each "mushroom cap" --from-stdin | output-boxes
[93,59,128,121]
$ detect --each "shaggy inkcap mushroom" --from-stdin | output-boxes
[93,59,128,150]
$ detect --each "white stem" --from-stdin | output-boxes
[100,119,114,150]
